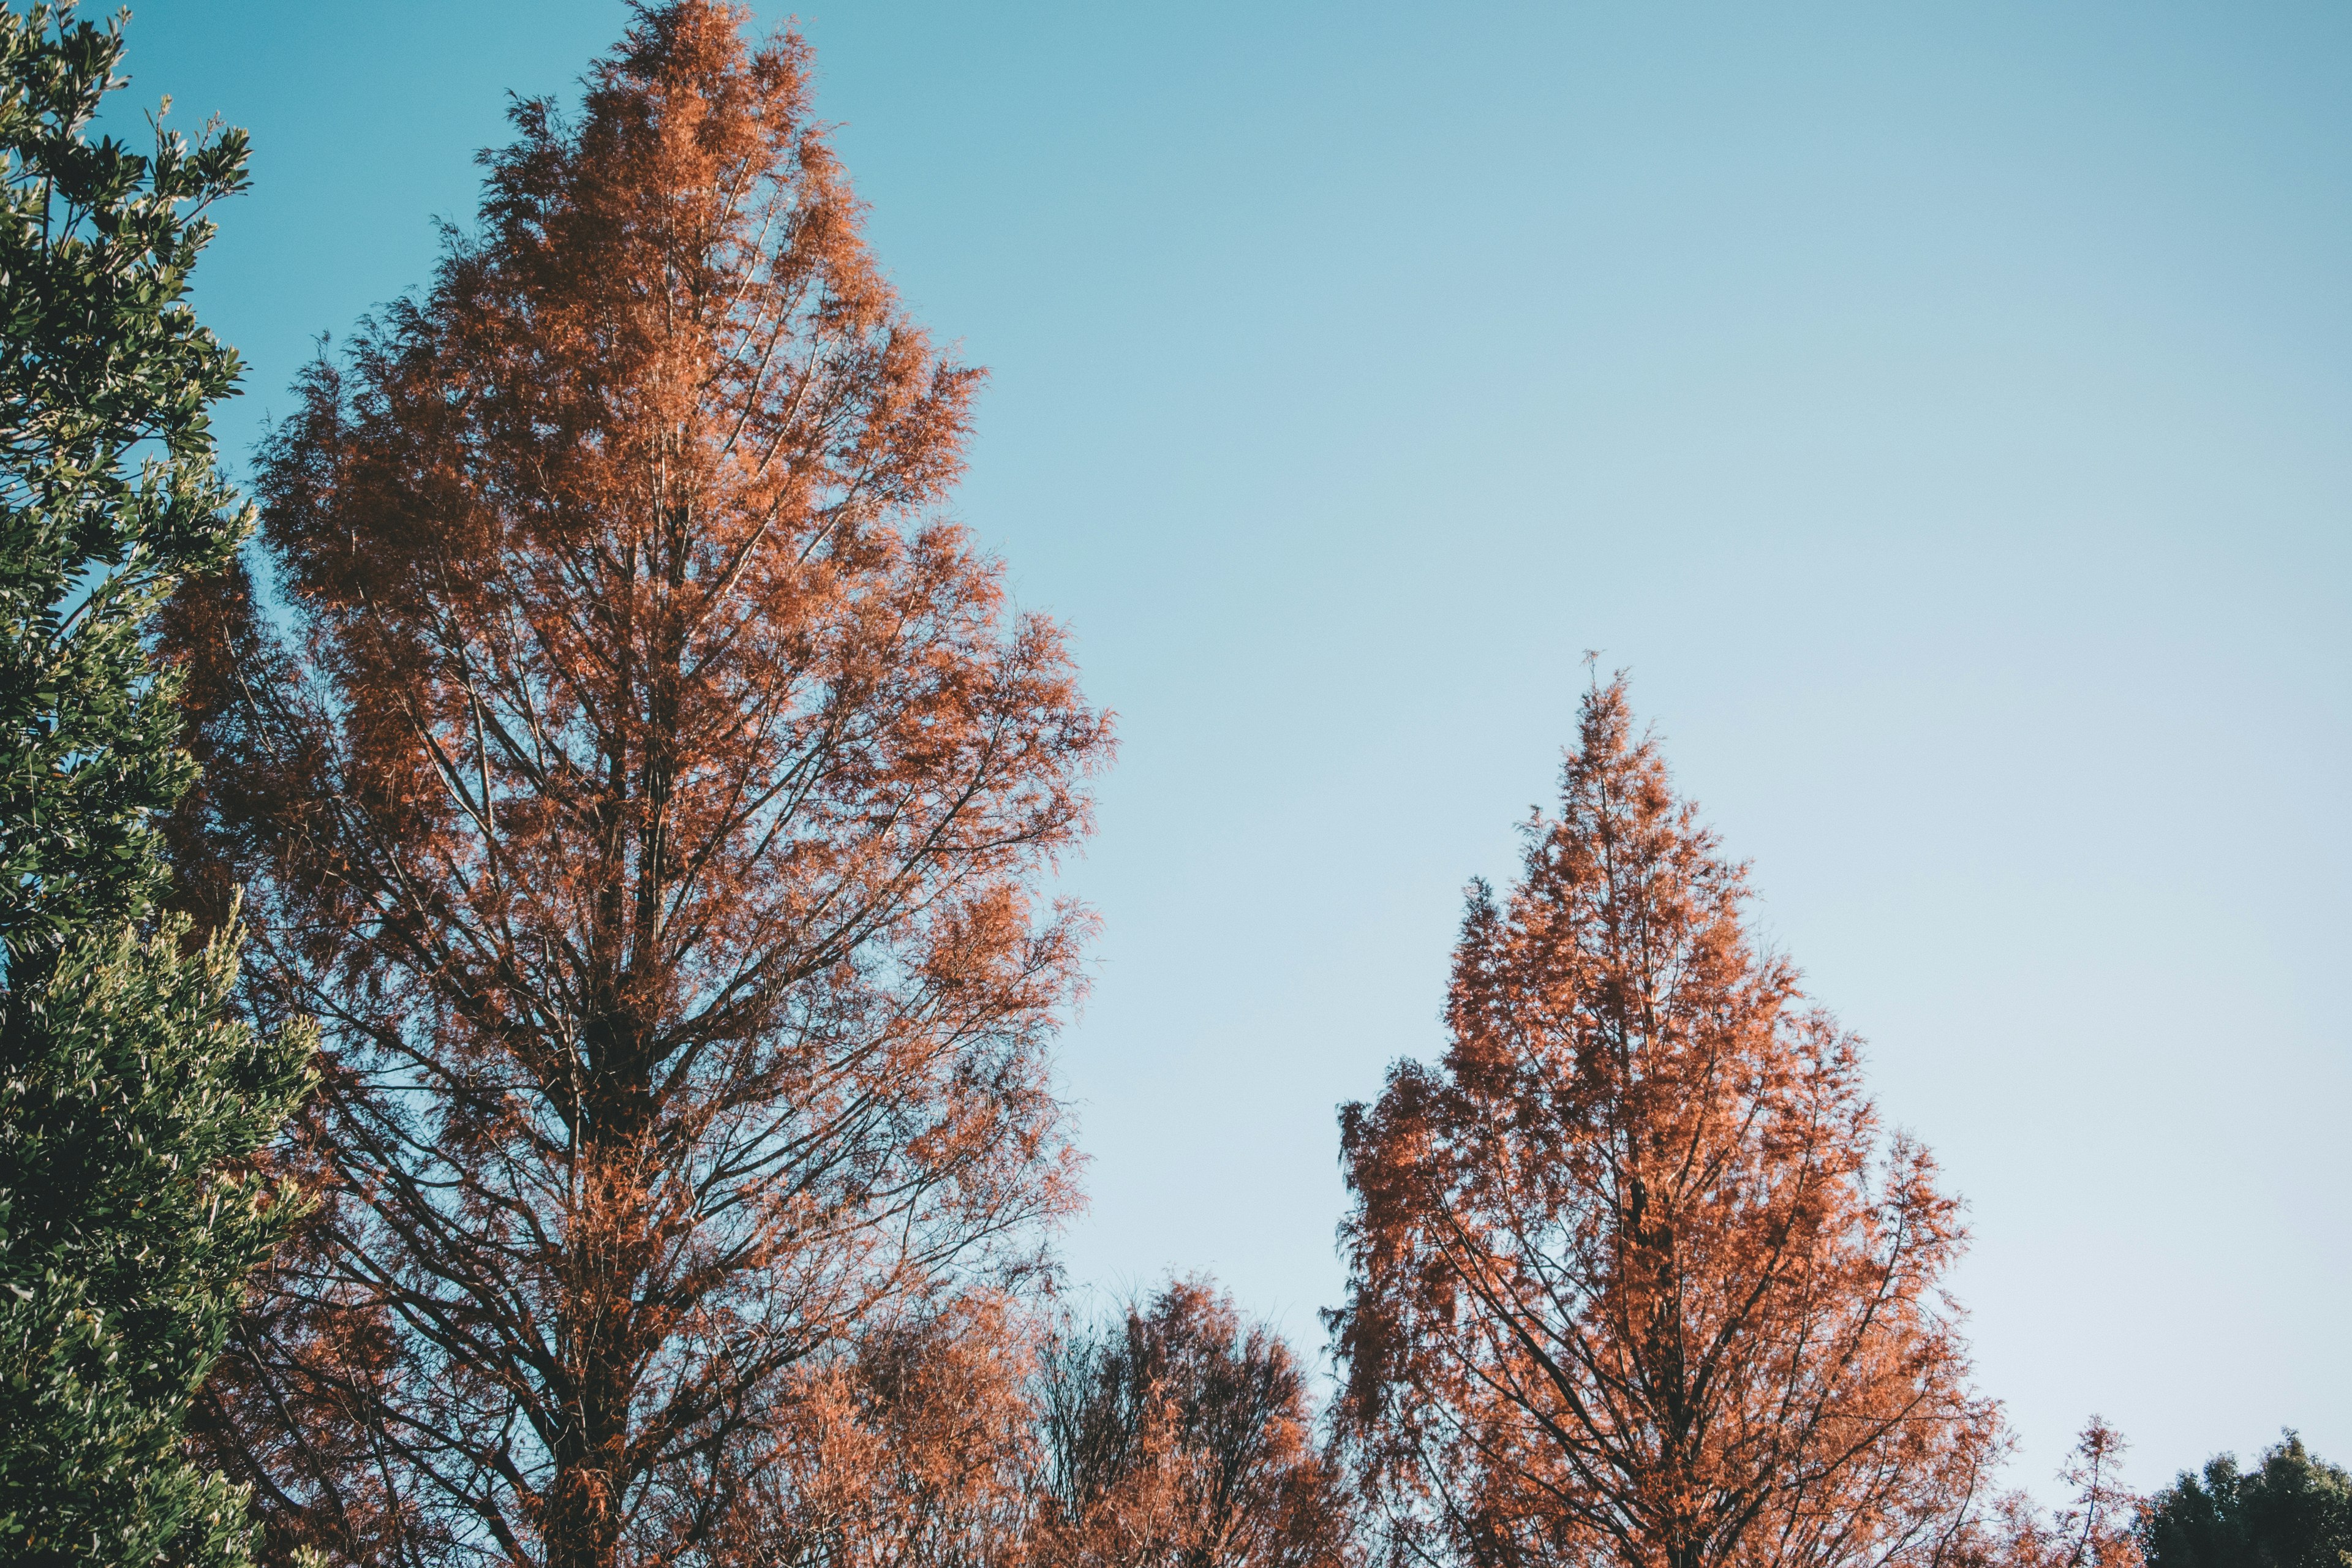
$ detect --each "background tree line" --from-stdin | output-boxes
[0,3,2338,1567]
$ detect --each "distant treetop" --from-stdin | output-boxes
[2140,1433,2352,1568]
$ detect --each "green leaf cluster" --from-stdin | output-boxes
[0,914,314,1567]
[0,6,312,1565]
[0,0,250,967]
[2142,1434,2352,1568]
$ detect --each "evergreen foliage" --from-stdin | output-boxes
[0,6,311,1563]
[2141,1435,2352,1568]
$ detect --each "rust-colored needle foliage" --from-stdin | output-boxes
[160,6,1109,1565]
[1973,1422,2141,1568]
[726,1289,1044,1568]
[1330,679,1999,1568]
[1033,1281,1358,1568]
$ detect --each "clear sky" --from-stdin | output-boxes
[121,0,2350,1501]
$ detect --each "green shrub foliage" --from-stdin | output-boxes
[0,6,311,1564]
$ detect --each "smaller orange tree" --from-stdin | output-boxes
[1982,1420,2141,1568]
[1331,677,2000,1568]
[1034,1280,1357,1568]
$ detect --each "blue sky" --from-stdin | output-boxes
[123,0,2350,1496]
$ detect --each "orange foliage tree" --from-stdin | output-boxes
[719,1289,1043,1568]
[160,5,1109,1564]
[1329,678,1999,1568]
[1031,1280,1359,1568]
[1977,1422,2141,1568]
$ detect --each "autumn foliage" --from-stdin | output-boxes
[717,1289,1042,1567]
[1980,1422,2142,1568]
[1031,1280,1358,1568]
[161,4,1108,1564]
[1330,678,2002,1568]
[97,0,2163,1562]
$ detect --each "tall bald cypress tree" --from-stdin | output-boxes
[0,7,310,1564]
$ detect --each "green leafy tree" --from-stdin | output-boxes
[0,6,311,1564]
[2141,1434,2352,1568]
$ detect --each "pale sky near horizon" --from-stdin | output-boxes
[121,0,2349,1502]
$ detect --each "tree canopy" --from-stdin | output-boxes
[0,4,310,1564]
[1331,677,2000,1568]
[1034,1279,1357,1568]
[2141,1434,2352,1568]
[164,4,1110,1564]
